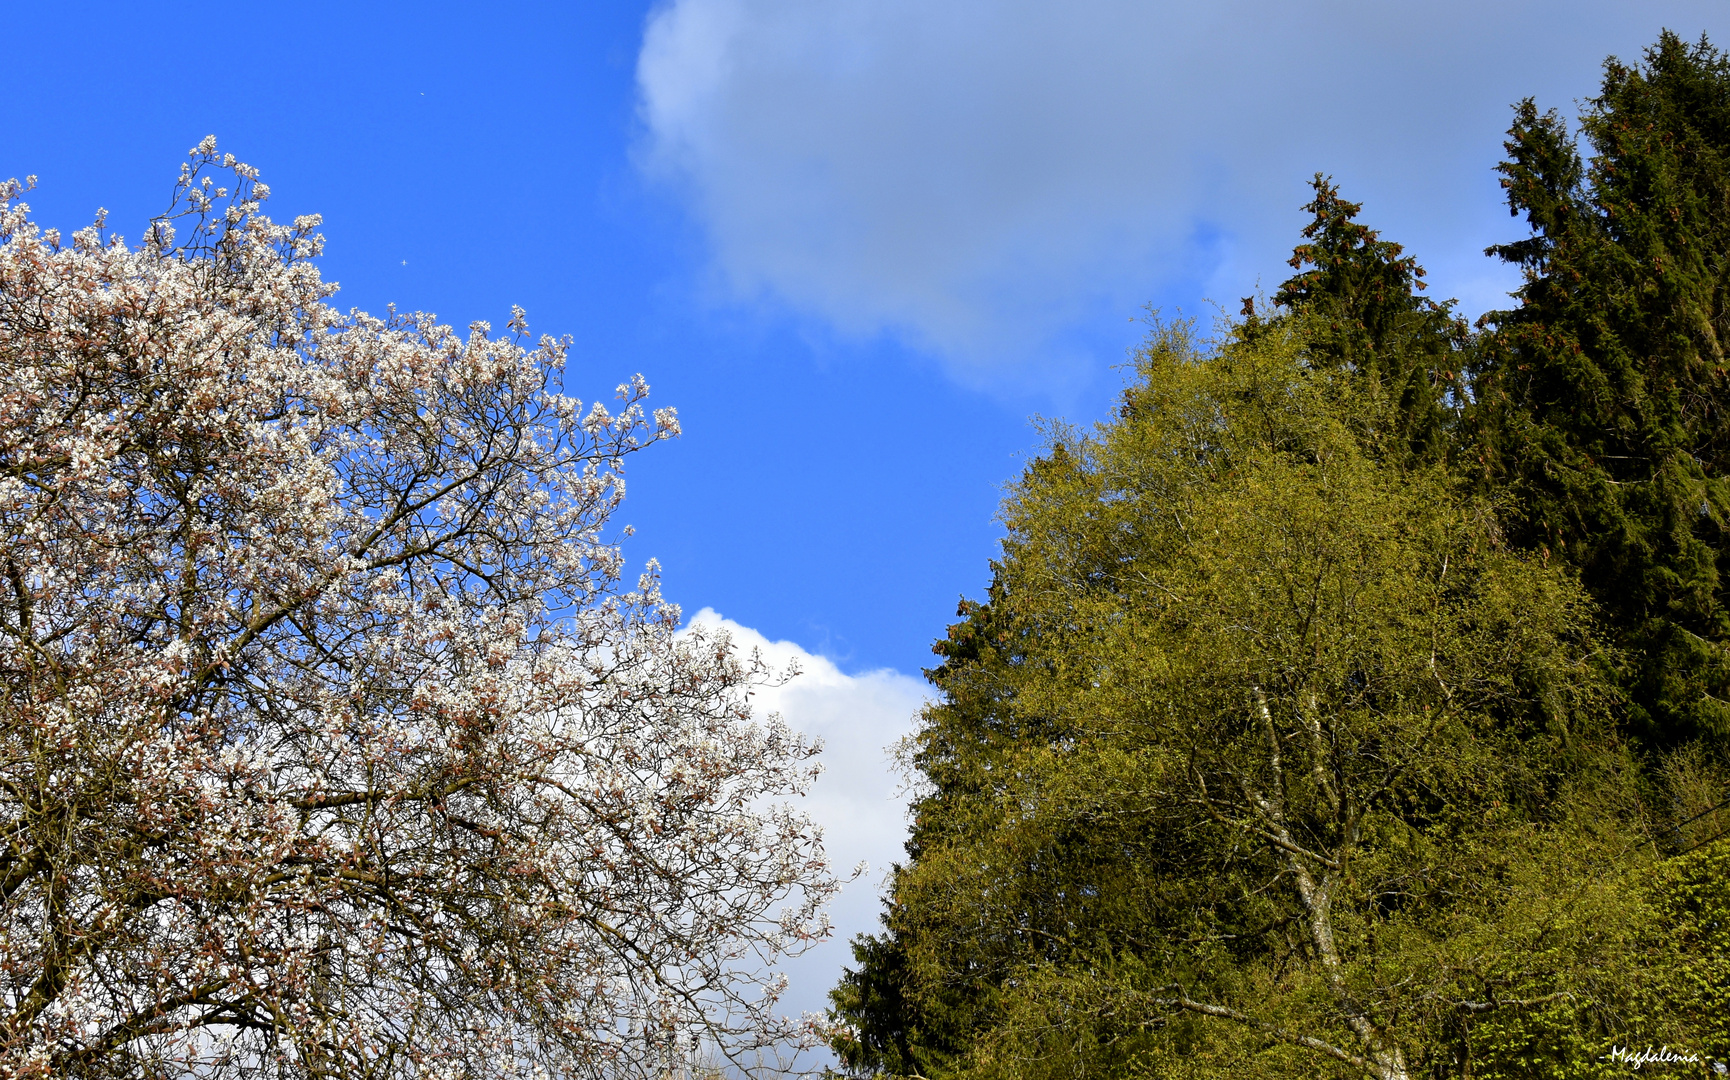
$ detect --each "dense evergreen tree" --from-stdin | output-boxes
[1274,176,1470,466]
[826,588,1021,1079]
[1473,31,1730,748]
[829,540,1100,1078]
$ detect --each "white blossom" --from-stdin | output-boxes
[0,141,834,1079]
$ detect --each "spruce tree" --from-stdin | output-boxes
[829,552,1100,1078]
[1474,31,1730,748]
[1275,175,1469,466]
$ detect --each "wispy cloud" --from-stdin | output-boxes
[637,0,1726,382]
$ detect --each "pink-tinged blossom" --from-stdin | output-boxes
[0,140,835,1079]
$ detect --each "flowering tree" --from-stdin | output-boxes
[0,139,836,1079]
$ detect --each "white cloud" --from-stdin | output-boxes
[681,609,929,1028]
[637,0,1729,382]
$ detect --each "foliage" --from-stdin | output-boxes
[0,141,836,1079]
[1472,31,1730,748]
[829,27,1730,1080]
[1272,175,1470,467]
[830,321,1669,1080]
[1457,838,1730,1080]
[1642,841,1730,1065]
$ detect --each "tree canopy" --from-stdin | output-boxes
[830,320,1678,1080]
[1273,175,1468,467]
[0,142,836,1079]
[1473,31,1730,748]
[829,37,1730,1066]
[7,24,1730,1080]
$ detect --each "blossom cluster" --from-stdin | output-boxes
[0,139,834,1079]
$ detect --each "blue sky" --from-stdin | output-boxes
[9,0,1730,1042]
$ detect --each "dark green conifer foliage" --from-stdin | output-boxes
[829,569,1092,1078]
[825,590,1011,1080]
[1474,31,1730,748]
[1274,175,1468,466]
[827,929,924,1077]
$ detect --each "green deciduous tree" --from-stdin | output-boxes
[830,321,1676,1079]
[831,33,1730,1078]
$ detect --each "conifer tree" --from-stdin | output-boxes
[1474,31,1730,748]
[1274,176,1468,466]
[828,572,1067,1079]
